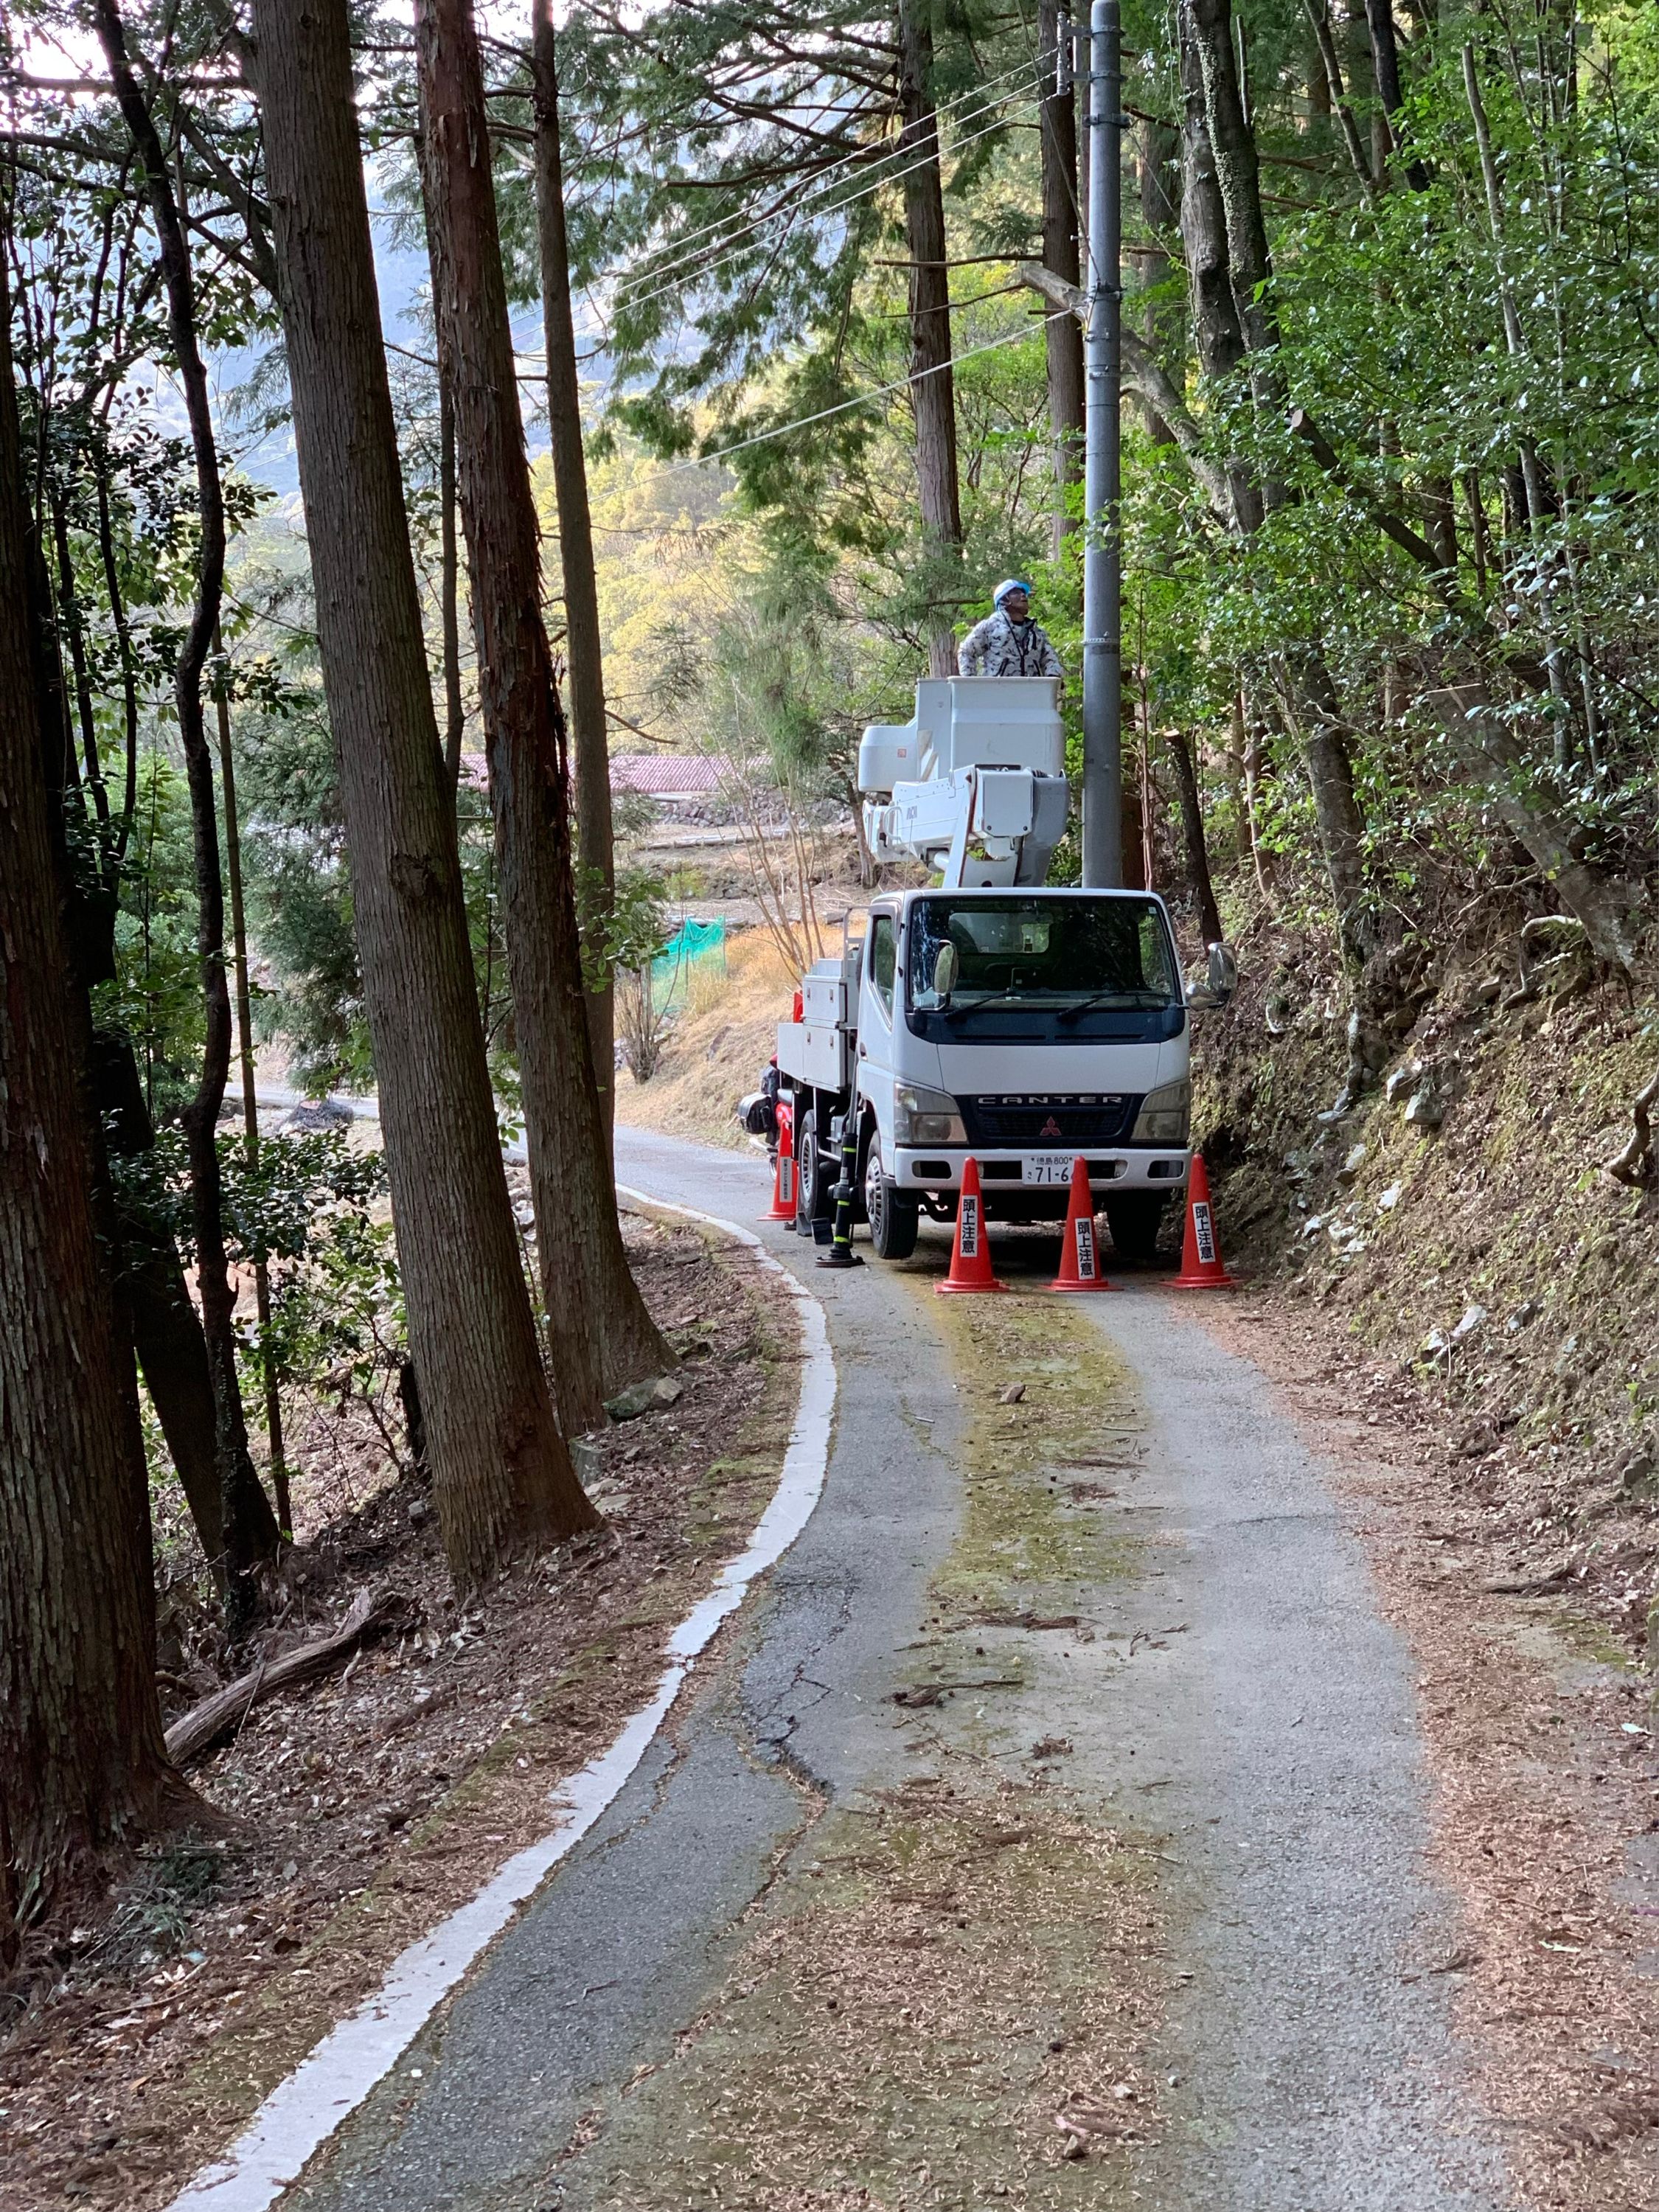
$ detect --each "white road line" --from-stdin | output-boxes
[167,1196,833,2212]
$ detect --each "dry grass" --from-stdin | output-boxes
[614,929,801,1151]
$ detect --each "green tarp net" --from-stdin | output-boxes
[650,917,727,1012]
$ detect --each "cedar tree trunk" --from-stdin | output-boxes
[1134,119,1180,445]
[94,0,275,1613]
[897,0,963,676]
[532,0,616,1128]
[250,0,597,1583]
[416,0,669,1436]
[1184,0,1281,397]
[1,277,187,1929]
[1168,726,1224,947]
[27,497,244,1569]
[439,379,467,789]
[215,655,291,1538]
[1037,0,1083,553]
[1177,7,1258,531]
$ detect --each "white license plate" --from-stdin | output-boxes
[1022,1154,1078,1186]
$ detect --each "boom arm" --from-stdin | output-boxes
[867,764,1070,886]
[857,675,1069,890]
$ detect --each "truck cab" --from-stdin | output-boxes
[781,886,1192,1260]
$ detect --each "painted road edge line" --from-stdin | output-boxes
[167,1196,834,2212]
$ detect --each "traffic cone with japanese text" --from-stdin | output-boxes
[1048,1157,1117,1293]
[1166,1152,1237,1289]
[936,1157,1006,1294]
[762,1095,797,1222]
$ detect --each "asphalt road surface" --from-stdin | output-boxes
[280,1128,1512,2212]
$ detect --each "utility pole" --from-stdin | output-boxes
[1080,0,1122,888]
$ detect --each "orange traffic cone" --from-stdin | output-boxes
[1166,1152,1237,1289]
[1048,1156,1117,1293]
[937,1157,1006,1295]
[762,1096,797,1222]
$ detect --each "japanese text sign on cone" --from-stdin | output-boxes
[762,1096,796,1222]
[1167,1152,1237,1290]
[1048,1156,1116,1293]
[937,1156,1006,1294]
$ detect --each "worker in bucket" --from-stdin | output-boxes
[957,577,1064,680]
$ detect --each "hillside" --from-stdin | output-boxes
[1200,906,1659,1654]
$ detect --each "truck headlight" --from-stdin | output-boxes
[894,1084,966,1144]
[1132,1079,1191,1144]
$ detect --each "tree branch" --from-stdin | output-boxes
[1015,261,1233,521]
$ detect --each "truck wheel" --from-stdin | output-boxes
[794,1110,834,1236]
[1105,1193,1169,1266]
[863,1135,919,1261]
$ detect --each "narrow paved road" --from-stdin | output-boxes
[283,1129,1511,2212]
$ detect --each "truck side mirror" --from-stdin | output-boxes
[933,944,959,1002]
[1186,941,1237,1011]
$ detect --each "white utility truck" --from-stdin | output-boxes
[773,675,1232,1262]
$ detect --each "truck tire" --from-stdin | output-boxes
[863,1134,919,1261]
[794,1109,834,1236]
[1105,1192,1169,1266]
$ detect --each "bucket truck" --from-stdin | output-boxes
[770,675,1234,1262]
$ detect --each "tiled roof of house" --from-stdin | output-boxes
[610,753,724,796]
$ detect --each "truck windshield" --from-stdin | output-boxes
[908,895,1180,1036]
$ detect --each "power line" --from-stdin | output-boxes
[610,88,1043,332]
[643,309,1067,482]
[610,52,1051,298]
[611,78,1042,321]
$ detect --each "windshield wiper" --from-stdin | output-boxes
[1057,990,1167,1023]
[938,990,1032,1019]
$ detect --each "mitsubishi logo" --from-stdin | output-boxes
[1040,1115,1063,1138]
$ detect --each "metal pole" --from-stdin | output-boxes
[1080,0,1122,888]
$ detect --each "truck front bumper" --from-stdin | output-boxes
[893,1148,1189,1196]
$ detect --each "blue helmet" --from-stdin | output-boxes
[992,577,1034,610]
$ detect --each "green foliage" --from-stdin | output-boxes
[603,866,673,977]
[95,755,206,1123]
[260,1202,406,1449]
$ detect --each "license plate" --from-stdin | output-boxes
[1022,1154,1077,1186]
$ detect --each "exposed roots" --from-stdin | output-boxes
[1604,1063,1659,1188]
[1503,914,1592,1009]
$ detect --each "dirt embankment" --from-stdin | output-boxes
[1185,903,1659,2207]
[1197,906,1659,1649]
[613,928,801,1152]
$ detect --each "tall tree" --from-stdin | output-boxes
[249,0,598,1584]
[1,268,187,1934]
[532,0,616,1124]
[897,0,963,675]
[1037,0,1082,552]
[4,142,261,1578]
[93,0,277,1610]
[27,498,248,1573]
[416,0,672,1438]
[1179,0,1372,995]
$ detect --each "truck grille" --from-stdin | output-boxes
[961,1094,1138,1146]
